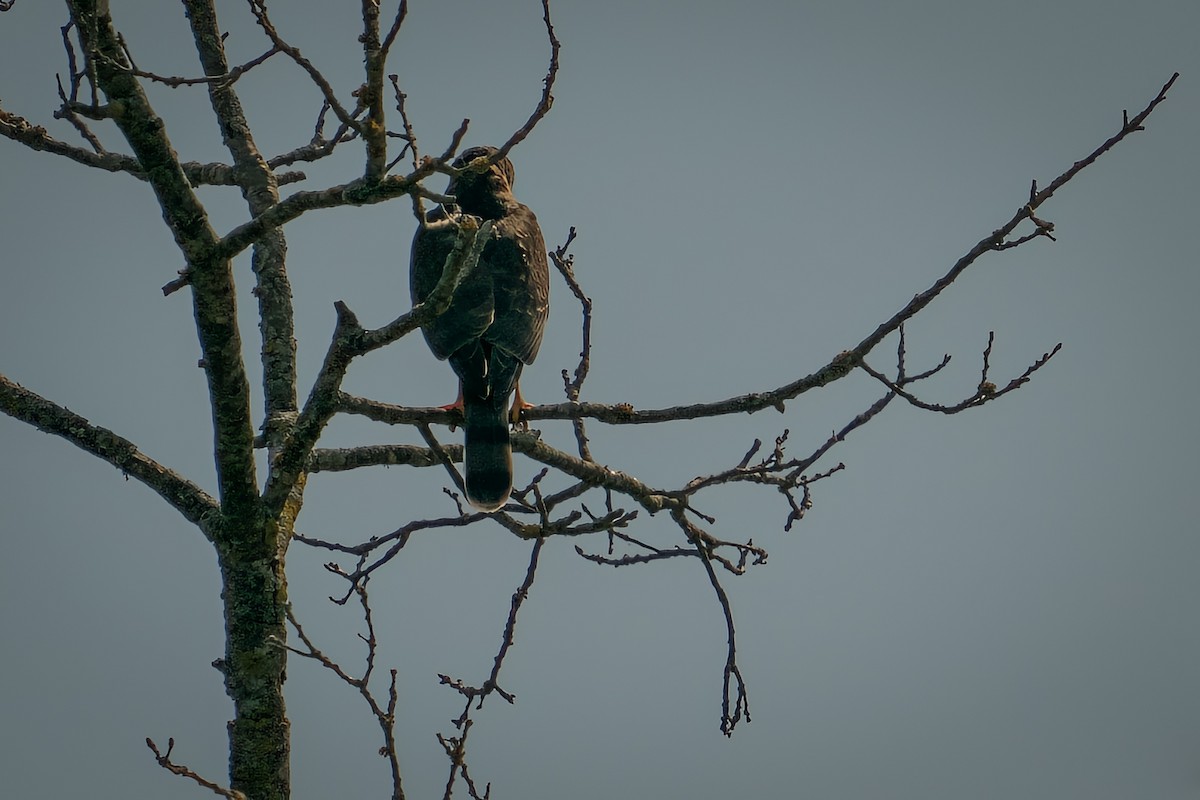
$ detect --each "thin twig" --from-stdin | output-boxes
[146,738,246,800]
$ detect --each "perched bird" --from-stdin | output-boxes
[410,146,549,511]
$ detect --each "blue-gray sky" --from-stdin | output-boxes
[2,2,1198,798]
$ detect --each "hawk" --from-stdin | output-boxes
[410,146,549,511]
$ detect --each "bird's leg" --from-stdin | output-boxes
[509,382,533,430]
[440,384,465,432]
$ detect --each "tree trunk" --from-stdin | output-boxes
[217,520,291,800]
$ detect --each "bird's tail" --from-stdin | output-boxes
[463,392,513,511]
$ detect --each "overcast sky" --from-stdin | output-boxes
[2,1,1198,798]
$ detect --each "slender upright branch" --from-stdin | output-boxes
[493,0,560,161]
[64,0,259,521]
[437,538,546,797]
[182,0,299,442]
[283,591,407,800]
[360,0,388,181]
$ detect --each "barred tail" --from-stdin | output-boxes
[463,393,513,511]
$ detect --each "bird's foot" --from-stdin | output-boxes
[441,389,465,432]
[509,384,533,430]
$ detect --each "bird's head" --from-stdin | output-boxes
[446,146,517,218]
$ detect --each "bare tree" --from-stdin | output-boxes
[0,2,1178,798]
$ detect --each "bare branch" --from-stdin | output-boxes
[387,74,419,174]
[0,372,219,530]
[182,0,300,445]
[2,104,124,167]
[851,73,1179,363]
[114,45,280,89]
[432,0,559,197]
[295,514,471,557]
[211,158,446,261]
[0,107,301,187]
[360,0,388,180]
[492,0,560,161]
[282,594,407,800]
[146,738,246,800]
[437,539,545,797]
[53,25,107,152]
[416,421,469,500]
[379,2,408,63]
[308,443,452,472]
[548,226,598,462]
[860,336,1064,414]
[575,543,699,567]
[674,510,750,736]
[514,436,679,514]
[246,0,361,130]
[65,0,260,519]
[266,101,362,170]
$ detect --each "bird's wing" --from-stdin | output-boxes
[410,212,496,362]
[485,204,550,366]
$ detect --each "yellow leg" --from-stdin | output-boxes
[509,382,532,429]
[441,385,464,432]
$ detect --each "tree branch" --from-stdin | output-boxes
[211,162,442,261]
[182,0,299,445]
[0,373,219,530]
[493,0,560,162]
[0,107,303,187]
[246,0,361,130]
[436,538,545,798]
[65,0,260,520]
[860,333,1064,414]
[674,509,749,736]
[308,443,451,472]
[849,72,1179,362]
[359,0,388,181]
[282,593,406,800]
[147,737,246,800]
[110,44,279,89]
